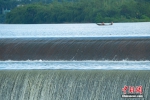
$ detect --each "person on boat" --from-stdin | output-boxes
[110,22,113,25]
[101,22,105,25]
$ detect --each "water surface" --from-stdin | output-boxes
[0,22,150,37]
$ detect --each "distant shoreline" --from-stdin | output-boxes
[4,0,150,24]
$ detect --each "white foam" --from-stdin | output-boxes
[0,60,150,70]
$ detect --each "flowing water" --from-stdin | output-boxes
[0,22,150,100]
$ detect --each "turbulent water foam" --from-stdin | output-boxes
[0,37,150,61]
[0,60,150,70]
[0,70,149,100]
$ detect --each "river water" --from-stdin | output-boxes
[0,22,150,70]
[0,22,150,37]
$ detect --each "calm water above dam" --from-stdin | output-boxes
[0,22,150,37]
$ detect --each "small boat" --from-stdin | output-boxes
[96,22,113,26]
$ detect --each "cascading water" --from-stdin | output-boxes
[0,37,150,61]
[0,70,149,100]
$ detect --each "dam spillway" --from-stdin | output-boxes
[0,70,149,100]
[0,36,150,100]
[1,23,150,100]
[0,37,150,61]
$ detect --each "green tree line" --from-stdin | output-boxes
[5,0,150,23]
